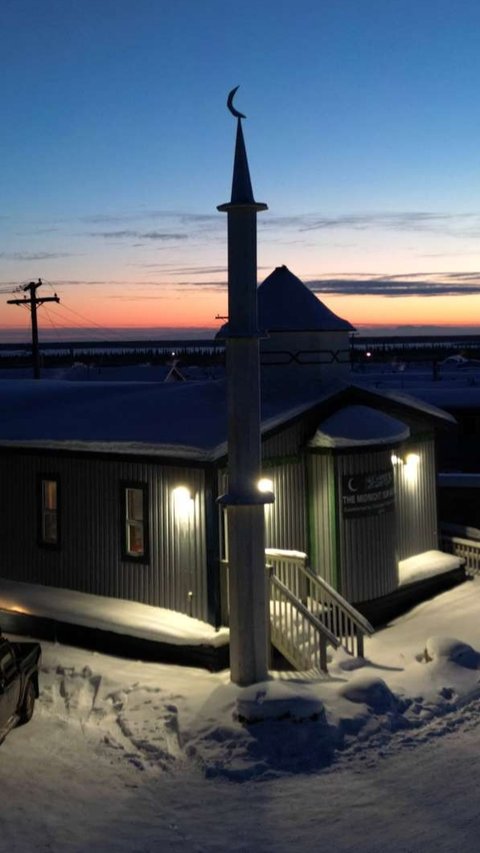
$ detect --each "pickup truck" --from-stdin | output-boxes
[0,634,41,741]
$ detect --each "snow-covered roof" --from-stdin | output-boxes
[0,378,325,462]
[309,405,410,449]
[405,386,480,410]
[0,374,453,462]
[217,265,354,336]
[351,384,456,426]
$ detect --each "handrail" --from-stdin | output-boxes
[265,548,307,565]
[442,534,480,548]
[270,575,339,649]
[221,548,373,669]
[440,532,480,575]
[266,549,374,658]
[300,564,374,636]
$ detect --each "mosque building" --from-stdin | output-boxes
[0,97,464,672]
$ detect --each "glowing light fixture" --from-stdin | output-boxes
[173,485,194,519]
[406,453,420,467]
[404,452,420,483]
[257,477,273,494]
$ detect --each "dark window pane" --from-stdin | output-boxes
[43,512,57,544]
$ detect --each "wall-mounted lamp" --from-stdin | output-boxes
[404,453,420,483]
[257,477,274,494]
[391,452,420,467]
[405,453,420,468]
[173,485,194,520]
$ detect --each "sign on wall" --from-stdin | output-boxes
[341,470,395,518]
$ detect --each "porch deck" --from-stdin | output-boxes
[0,578,230,671]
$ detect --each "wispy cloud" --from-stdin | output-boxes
[89,229,187,241]
[141,231,187,241]
[0,251,73,261]
[80,210,174,224]
[307,271,480,297]
[259,210,480,240]
[108,280,228,295]
[107,295,171,301]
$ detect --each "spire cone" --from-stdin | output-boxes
[218,118,267,212]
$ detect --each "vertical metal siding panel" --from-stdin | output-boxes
[217,461,307,555]
[307,453,336,586]
[337,449,397,602]
[1,452,209,622]
[396,438,438,561]
[262,419,306,459]
[263,461,307,552]
[151,463,161,607]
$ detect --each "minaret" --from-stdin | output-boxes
[218,89,273,686]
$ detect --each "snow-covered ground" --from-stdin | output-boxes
[3,575,480,851]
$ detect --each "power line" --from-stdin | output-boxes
[7,279,60,378]
[51,301,129,340]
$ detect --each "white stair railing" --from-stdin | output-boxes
[266,549,374,658]
[440,532,480,575]
[221,549,374,673]
[269,575,339,673]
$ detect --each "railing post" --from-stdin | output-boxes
[319,635,327,674]
[266,562,273,670]
[356,630,364,659]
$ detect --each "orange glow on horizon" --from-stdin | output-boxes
[324,293,480,330]
[1,284,480,334]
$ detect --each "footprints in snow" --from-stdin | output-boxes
[39,666,183,772]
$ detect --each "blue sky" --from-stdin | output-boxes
[2,0,480,337]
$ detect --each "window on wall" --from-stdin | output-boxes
[121,483,149,562]
[39,477,59,546]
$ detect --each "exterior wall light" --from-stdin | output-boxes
[391,453,403,466]
[405,453,420,467]
[173,486,194,520]
[404,453,420,483]
[257,477,273,494]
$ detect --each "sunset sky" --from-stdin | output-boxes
[3,0,480,340]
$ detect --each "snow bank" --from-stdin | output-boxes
[5,571,480,787]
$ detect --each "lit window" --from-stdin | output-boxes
[122,484,148,561]
[39,477,59,546]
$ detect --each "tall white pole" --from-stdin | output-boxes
[217,93,272,686]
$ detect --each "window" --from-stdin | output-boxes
[121,483,148,562]
[38,476,59,547]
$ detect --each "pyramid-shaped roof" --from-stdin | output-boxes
[258,266,354,332]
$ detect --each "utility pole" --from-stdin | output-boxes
[7,279,60,379]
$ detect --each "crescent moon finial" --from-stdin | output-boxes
[227,86,246,119]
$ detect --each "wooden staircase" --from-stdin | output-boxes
[266,549,374,675]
